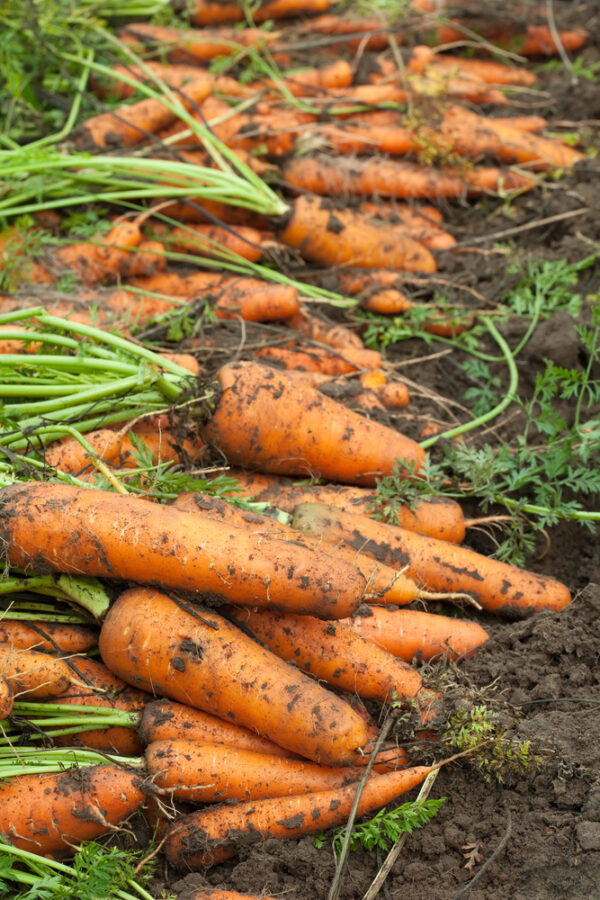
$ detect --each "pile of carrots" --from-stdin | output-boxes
[0,0,587,894]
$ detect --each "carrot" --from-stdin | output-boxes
[0,648,72,700]
[187,892,278,900]
[170,492,465,606]
[286,309,364,350]
[100,587,370,766]
[0,620,97,655]
[432,21,588,57]
[54,657,150,756]
[0,677,13,721]
[0,764,146,855]
[291,502,572,616]
[342,607,489,661]
[118,22,279,64]
[72,76,213,151]
[156,197,270,228]
[149,223,268,263]
[282,155,537,199]
[202,360,426,484]
[256,344,382,375]
[305,13,394,51]
[225,605,430,707]
[164,763,433,868]
[219,469,467,542]
[184,0,331,25]
[0,483,366,619]
[138,699,295,758]
[377,381,411,408]
[145,738,369,803]
[368,54,510,104]
[425,54,537,87]
[491,115,548,133]
[117,240,167,279]
[279,195,436,272]
[52,219,144,285]
[357,201,456,250]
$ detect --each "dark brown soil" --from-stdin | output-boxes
[145,4,600,897]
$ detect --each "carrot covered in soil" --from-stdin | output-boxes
[341,607,490,661]
[224,605,431,708]
[99,587,370,766]
[0,648,72,700]
[291,502,572,616]
[164,764,433,868]
[0,483,367,619]
[0,678,13,721]
[184,0,331,25]
[201,361,426,485]
[0,765,146,855]
[255,344,382,375]
[145,739,368,803]
[0,620,97,655]
[279,195,437,272]
[118,22,279,64]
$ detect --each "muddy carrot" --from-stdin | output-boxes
[0,678,13,721]
[145,738,369,803]
[291,502,572,616]
[279,195,437,272]
[165,763,433,867]
[185,0,331,25]
[358,200,456,250]
[282,155,537,199]
[0,765,145,855]
[149,223,267,262]
[117,240,167,279]
[72,76,213,150]
[286,309,364,350]
[202,360,426,484]
[0,621,97,655]
[0,648,72,700]
[119,22,279,64]
[225,605,429,707]
[256,344,382,375]
[99,587,370,766]
[342,607,489,661]
[0,483,367,619]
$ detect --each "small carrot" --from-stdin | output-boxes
[99,587,370,766]
[0,620,97,655]
[256,344,382,375]
[165,763,433,868]
[0,648,72,700]
[0,765,146,855]
[286,309,364,350]
[279,195,437,272]
[358,200,456,250]
[185,0,331,25]
[202,360,426,484]
[341,607,489,661]
[149,223,268,263]
[291,502,572,616]
[118,22,279,64]
[0,483,367,619]
[188,891,278,900]
[117,240,167,279]
[225,605,429,707]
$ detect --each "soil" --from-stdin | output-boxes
[137,4,600,898]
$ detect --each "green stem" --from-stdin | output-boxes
[420,318,519,449]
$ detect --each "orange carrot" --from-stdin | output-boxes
[187,892,278,900]
[72,76,213,150]
[358,201,456,250]
[279,195,436,272]
[117,240,167,279]
[118,22,279,64]
[246,59,353,96]
[430,20,588,57]
[164,763,433,868]
[202,360,426,484]
[305,13,394,51]
[150,223,268,262]
[342,607,489,661]
[185,0,331,25]
[426,54,537,86]
[145,738,368,803]
[99,587,370,766]
[0,648,72,700]
[0,765,146,855]
[256,344,382,375]
[52,219,144,285]
[138,699,295,758]
[282,155,537,199]
[225,605,430,707]
[0,483,367,619]
[0,620,97,655]
[0,677,13,721]
[291,502,572,615]
[286,309,364,350]
[219,469,467,542]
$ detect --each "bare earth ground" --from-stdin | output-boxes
[138,4,600,897]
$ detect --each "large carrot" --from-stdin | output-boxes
[201,360,426,484]
[145,738,368,802]
[279,195,437,272]
[282,155,537,199]
[341,607,489,661]
[0,765,146,855]
[291,502,572,616]
[164,764,433,868]
[99,587,370,766]
[0,483,366,619]
[224,605,429,707]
